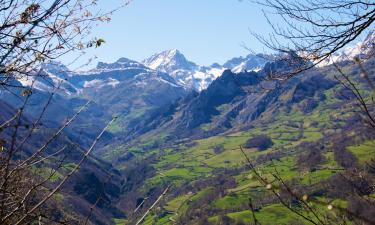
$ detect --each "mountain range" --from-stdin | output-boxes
[1,29,375,224]
[143,49,269,90]
[8,49,272,147]
[19,49,270,93]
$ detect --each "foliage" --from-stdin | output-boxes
[243,135,274,151]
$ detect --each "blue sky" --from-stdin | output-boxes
[71,0,275,68]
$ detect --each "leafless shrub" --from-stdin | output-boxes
[253,0,374,80]
[0,0,129,224]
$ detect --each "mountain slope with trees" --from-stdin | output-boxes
[0,0,374,223]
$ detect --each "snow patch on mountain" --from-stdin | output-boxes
[143,49,271,91]
[319,29,375,66]
[18,56,184,97]
[19,49,271,94]
[17,76,50,92]
[143,49,196,72]
[17,65,79,95]
[224,54,270,73]
[143,49,215,91]
[83,78,120,88]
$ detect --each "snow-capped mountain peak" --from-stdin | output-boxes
[352,29,375,59]
[41,61,71,78]
[96,57,147,70]
[319,29,375,66]
[143,49,197,73]
[142,50,271,91]
[21,50,272,94]
[143,49,223,91]
[223,54,270,73]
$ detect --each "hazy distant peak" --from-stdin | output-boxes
[224,54,270,73]
[96,57,146,70]
[41,61,70,74]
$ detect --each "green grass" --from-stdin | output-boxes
[164,193,193,212]
[300,152,341,185]
[113,218,129,225]
[347,140,375,164]
[32,166,63,182]
[114,78,373,225]
[108,107,150,134]
[213,192,250,209]
[144,166,212,188]
[208,204,304,225]
[62,162,77,172]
